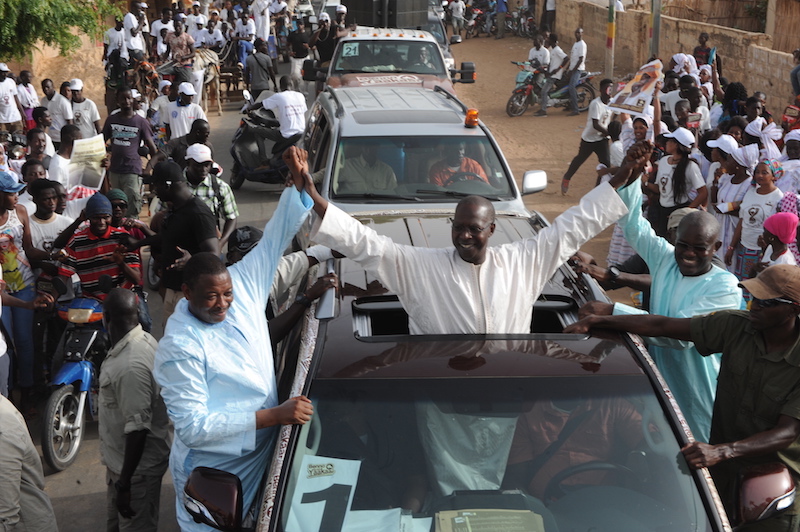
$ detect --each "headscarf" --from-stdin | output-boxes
[745,118,783,159]
[763,212,799,244]
[731,144,760,171]
[761,158,785,181]
[785,130,800,143]
[699,64,712,76]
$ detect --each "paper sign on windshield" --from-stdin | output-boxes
[435,509,545,532]
[608,60,664,118]
[286,455,361,532]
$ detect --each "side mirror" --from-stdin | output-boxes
[184,467,243,532]
[450,35,462,45]
[302,58,317,81]
[738,462,796,525]
[522,170,547,195]
[242,89,252,103]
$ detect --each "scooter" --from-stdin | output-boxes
[41,276,112,471]
[229,89,298,190]
[506,61,600,117]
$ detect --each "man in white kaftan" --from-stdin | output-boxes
[154,185,314,531]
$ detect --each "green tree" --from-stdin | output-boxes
[0,0,121,60]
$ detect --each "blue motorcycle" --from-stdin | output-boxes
[41,294,109,471]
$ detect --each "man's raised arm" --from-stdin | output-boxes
[564,312,693,340]
[284,146,328,217]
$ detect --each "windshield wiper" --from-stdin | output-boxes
[335,193,422,201]
[415,189,503,201]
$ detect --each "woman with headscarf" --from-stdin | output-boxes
[707,135,752,268]
[752,212,798,277]
[725,153,784,280]
[743,116,783,163]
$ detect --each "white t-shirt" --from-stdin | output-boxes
[569,40,587,71]
[17,83,38,112]
[739,187,783,250]
[581,97,612,143]
[527,46,550,70]
[30,213,74,254]
[151,19,175,47]
[610,139,624,167]
[104,27,130,61]
[72,99,101,140]
[235,18,255,41]
[48,154,70,188]
[548,45,568,80]
[150,94,172,126]
[41,94,74,142]
[262,91,307,138]
[661,90,685,118]
[450,0,466,18]
[0,78,21,124]
[165,101,208,139]
[655,158,705,208]
[763,244,797,267]
[17,192,35,216]
[123,12,146,51]
[199,29,226,48]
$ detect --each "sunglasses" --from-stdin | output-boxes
[752,297,798,308]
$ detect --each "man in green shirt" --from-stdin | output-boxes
[565,264,800,529]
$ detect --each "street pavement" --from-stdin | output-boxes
[37,63,300,531]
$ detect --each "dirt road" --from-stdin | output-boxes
[451,34,616,266]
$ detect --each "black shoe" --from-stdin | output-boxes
[568,110,580,116]
[534,109,547,116]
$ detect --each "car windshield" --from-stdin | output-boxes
[278,342,714,531]
[330,136,516,202]
[333,41,446,75]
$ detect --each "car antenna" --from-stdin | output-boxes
[433,85,468,114]
[324,86,345,118]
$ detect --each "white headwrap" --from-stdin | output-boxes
[731,144,760,171]
[699,64,712,76]
[785,130,800,143]
[745,118,783,159]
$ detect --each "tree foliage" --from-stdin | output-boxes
[0,0,122,60]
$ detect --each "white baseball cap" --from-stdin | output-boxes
[318,12,331,21]
[69,78,83,91]
[139,2,148,7]
[663,127,694,149]
[178,82,197,96]
[186,143,213,163]
[336,4,347,13]
[131,88,142,99]
[706,134,738,155]
[192,1,200,5]
[0,63,10,72]
[158,79,172,91]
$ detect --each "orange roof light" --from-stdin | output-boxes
[465,108,479,128]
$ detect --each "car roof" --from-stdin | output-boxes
[339,25,439,43]
[324,87,485,136]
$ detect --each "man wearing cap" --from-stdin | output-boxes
[128,161,218,324]
[0,64,25,132]
[102,87,158,219]
[149,80,173,132]
[577,145,744,440]
[566,263,800,528]
[335,4,348,27]
[70,79,102,139]
[58,194,142,302]
[124,1,148,62]
[164,83,207,140]
[186,1,207,31]
[309,12,342,67]
[246,38,278,95]
[185,143,239,248]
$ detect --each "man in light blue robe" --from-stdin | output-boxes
[585,181,744,440]
[154,182,315,531]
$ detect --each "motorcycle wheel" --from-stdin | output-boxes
[506,92,530,117]
[576,84,596,112]
[42,385,84,471]
[145,255,160,291]
[230,162,245,190]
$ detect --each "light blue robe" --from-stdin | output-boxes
[613,182,744,440]
[154,187,312,531]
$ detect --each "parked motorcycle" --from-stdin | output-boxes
[41,277,112,471]
[506,61,599,117]
[464,7,486,38]
[229,89,297,190]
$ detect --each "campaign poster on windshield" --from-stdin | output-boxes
[68,134,107,190]
[286,455,361,531]
[607,59,664,117]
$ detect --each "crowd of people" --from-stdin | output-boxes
[3,4,800,531]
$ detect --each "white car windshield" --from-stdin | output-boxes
[333,41,446,75]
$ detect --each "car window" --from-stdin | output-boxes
[278,368,714,531]
[333,41,445,75]
[330,136,515,201]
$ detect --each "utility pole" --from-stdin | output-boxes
[606,0,615,78]
[650,0,661,58]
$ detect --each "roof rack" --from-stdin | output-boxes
[433,85,468,114]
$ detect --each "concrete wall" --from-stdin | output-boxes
[555,0,795,107]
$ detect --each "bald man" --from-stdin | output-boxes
[283,144,652,335]
[578,174,744,440]
[100,288,170,531]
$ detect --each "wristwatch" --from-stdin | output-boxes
[295,294,312,308]
[607,266,621,282]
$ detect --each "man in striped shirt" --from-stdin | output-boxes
[58,194,141,301]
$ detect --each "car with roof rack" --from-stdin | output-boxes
[303,26,474,94]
